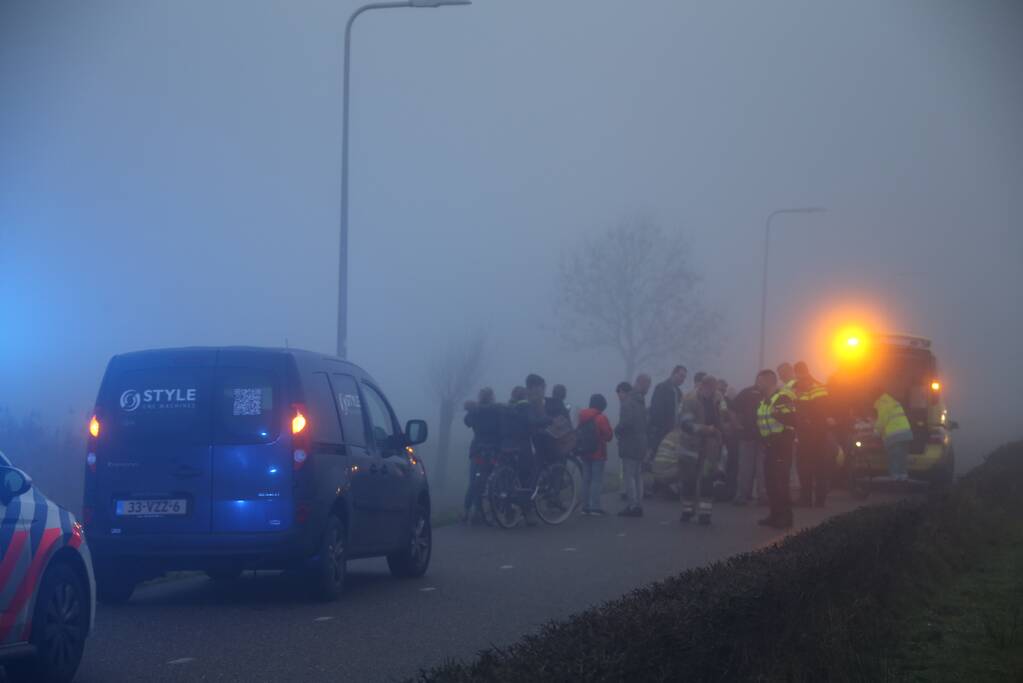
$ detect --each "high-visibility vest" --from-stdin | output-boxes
[757,388,795,438]
[874,393,913,445]
[796,382,829,403]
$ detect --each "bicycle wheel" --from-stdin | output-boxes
[564,456,585,513]
[849,452,871,500]
[488,465,523,530]
[478,472,497,527]
[534,462,576,526]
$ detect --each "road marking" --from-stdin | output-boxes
[499,564,514,570]
[167,658,195,665]
[659,520,670,526]
[617,532,626,537]
[314,616,334,622]
[420,586,437,592]
[562,547,577,552]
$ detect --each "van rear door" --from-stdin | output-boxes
[210,352,292,533]
[95,355,214,535]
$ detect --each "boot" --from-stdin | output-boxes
[680,503,695,523]
[697,501,712,526]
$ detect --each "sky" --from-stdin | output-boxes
[2,0,1021,470]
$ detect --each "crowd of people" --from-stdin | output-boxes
[461,362,915,531]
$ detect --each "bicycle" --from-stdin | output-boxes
[845,434,875,500]
[486,450,577,528]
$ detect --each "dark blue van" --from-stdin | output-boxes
[82,347,430,602]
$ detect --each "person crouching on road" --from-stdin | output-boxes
[756,369,798,529]
[463,387,500,524]
[615,381,648,517]
[576,394,614,516]
[873,387,914,481]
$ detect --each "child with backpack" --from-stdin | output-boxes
[576,394,614,516]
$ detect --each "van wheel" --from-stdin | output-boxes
[95,569,135,605]
[310,515,347,601]
[388,504,431,579]
[5,562,89,683]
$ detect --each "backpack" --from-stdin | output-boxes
[573,418,600,457]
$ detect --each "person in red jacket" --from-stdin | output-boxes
[576,393,614,516]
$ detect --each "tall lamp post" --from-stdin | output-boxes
[336,0,471,359]
[757,206,827,371]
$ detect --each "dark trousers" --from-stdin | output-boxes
[764,431,796,522]
[796,430,832,504]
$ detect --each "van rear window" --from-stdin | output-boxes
[102,366,281,445]
[103,368,211,444]
[214,368,281,445]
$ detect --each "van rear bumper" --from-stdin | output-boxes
[87,527,320,572]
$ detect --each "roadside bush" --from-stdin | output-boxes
[414,442,1023,683]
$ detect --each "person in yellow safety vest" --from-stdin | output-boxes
[792,361,833,507]
[873,389,914,481]
[756,369,798,529]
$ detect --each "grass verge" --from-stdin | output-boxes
[412,441,1023,683]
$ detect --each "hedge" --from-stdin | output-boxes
[413,442,1023,683]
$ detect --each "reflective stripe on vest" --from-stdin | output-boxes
[797,382,829,403]
[757,390,794,437]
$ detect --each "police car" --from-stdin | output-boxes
[0,450,96,683]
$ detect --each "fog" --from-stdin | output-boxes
[2,0,1021,498]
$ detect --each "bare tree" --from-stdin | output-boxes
[427,331,488,488]
[556,218,721,379]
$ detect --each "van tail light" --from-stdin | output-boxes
[87,411,101,473]
[295,502,311,524]
[291,404,310,470]
[81,506,94,527]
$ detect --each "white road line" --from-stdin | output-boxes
[499,564,514,570]
[420,586,437,592]
[167,658,195,665]
[659,520,670,526]
[314,616,334,622]
[617,532,626,537]
[562,547,577,552]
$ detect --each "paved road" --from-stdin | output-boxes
[72,489,907,683]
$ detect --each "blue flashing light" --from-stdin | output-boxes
[268,467,278,474]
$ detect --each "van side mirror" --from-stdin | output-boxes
[0,467,31,504]
[405,420,428,446]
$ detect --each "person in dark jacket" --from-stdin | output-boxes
[731,381,765,505]
[544,384,571,422]
[525,374,554,484]
[648,366,687,455]
[616,381,649,517]
[463,387,500,522]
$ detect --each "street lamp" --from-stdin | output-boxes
[336,0,471,359]
[757,206,827,371]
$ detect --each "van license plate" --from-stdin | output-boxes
[116,499,188,516]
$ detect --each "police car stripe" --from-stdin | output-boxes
[0,526,61,641]
[0,530,28,594]
[28,487,48,560]
[0,493,21,554]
